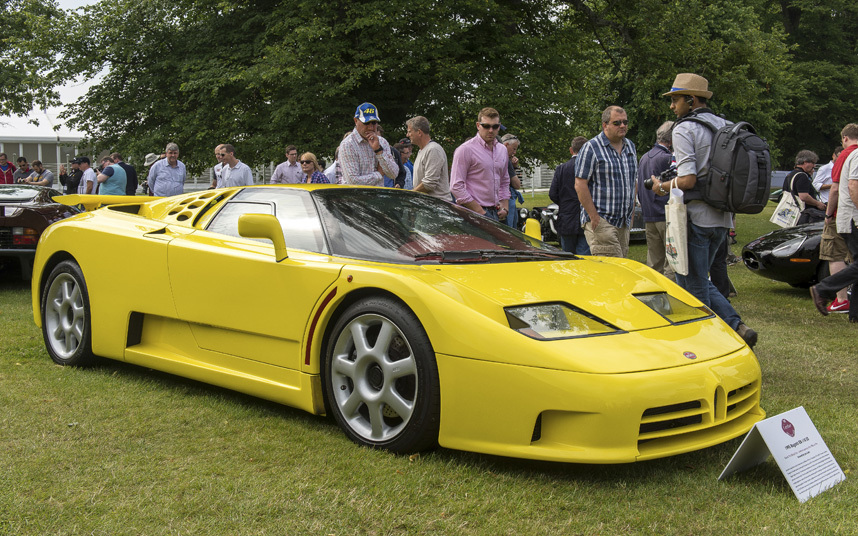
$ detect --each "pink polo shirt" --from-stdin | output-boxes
[450,135,510,207]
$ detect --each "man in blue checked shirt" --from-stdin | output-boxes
[574,106,638,257]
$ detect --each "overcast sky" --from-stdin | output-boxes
[0,0,99,137]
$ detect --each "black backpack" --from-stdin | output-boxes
[678,111,771,214]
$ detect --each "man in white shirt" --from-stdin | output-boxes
[219,144,254,188]
[77,157,96,195]
[812,146,842,203]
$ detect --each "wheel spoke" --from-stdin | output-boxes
[383,354,416,379]
[340,389,364,417]
[366,401,386,439]
[331,352,356,377]
[374,321,396,355]
[349,321,371,356]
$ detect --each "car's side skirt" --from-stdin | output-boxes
[123,314,325,415]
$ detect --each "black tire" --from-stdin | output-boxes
[41,260,95,366]
[324,297,440,453]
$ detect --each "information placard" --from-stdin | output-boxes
[719,407,845,503]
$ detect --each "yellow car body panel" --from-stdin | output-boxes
[32,185,764,463]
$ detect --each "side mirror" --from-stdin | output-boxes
[238,213,288,261]
[524,218,541,240]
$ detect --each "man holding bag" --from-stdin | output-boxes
[648,73,758,348]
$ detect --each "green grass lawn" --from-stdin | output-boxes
[1,204,855,535]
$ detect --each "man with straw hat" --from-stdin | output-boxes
[648,73,758,348]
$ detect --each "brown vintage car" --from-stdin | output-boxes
[0,185,82,279]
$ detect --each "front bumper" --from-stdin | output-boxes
[436,347,763,463]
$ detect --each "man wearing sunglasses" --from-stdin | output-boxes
[338,102,399,186]
[450,107,511,221]
[574,106,638,257]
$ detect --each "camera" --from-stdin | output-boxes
[643,167,678,191]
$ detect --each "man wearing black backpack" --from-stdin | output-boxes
[649,73,758,348]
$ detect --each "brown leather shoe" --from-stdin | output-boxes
[810,286,829,316]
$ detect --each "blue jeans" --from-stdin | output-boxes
[506,197,518,228]
[675,223,741,330]
[560,233,591,255]
[483,207,499,221]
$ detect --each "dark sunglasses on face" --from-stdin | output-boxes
[364,120,379,126]
[300,160,314,165]
[216,153,226,157]
[479,123,501,130]
[610,120,629,126]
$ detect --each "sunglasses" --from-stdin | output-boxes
[300,160,314,165]
[216,153,226,157]
[479,123,501,130]
[364,120,380,126]
[609,120,629,126]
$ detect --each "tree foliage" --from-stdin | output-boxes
[38,0,853,170]
[0,0,63,119]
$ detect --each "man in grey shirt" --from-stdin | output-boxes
[648,73,757,347]
[406,115,450,200]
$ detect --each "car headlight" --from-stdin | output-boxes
[505,303,617,340]
[636,293,712,324]
[771,236,806,258]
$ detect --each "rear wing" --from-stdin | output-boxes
[54,194,161,212]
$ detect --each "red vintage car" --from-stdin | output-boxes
[0,185,82,279]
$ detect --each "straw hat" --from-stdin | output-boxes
[662,73,713,99]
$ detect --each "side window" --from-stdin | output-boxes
[206,201,273,238]
[206,188,328,254]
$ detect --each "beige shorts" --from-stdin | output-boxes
[584,219,629,258]
[819,219,851,262]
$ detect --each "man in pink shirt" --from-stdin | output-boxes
[450,107,511,221]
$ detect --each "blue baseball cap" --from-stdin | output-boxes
[355,102,381,123]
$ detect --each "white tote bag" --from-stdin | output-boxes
[664,179,689,276]
[769,175,804,228]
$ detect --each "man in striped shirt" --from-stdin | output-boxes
[574,106,638,257]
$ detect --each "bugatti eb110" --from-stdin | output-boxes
[32,185,764,463]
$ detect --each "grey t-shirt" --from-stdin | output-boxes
[672,112,734,228]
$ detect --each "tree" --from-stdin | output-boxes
[0,0,63,119]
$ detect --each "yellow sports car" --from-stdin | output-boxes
[32,185,764,463]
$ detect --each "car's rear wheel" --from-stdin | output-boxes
[41,260,95,366]
[324,297,439,453]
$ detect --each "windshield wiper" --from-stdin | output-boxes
[412,249,578,263]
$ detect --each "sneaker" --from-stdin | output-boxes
[736,324,758,348]
[827,298,850,313]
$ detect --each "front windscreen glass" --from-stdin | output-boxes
[0,185,40,203]
[312,188,564,264]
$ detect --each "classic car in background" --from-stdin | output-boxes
[742,222,826,287]
[0,185,82,279]
[33,185,763,463]
[520,204,645,244]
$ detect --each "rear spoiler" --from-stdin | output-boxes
[54,194,161,212]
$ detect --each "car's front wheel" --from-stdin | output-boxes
[324,297,440,453]
[41,260,95,366]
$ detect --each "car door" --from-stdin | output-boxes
[166,189,342,374]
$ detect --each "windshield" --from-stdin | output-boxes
[0,185,41,203]
[312,188,562,263]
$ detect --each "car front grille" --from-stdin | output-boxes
[742,250,761,271]
[637,379,761,447]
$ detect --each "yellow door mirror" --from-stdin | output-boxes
[238,213,288,261]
